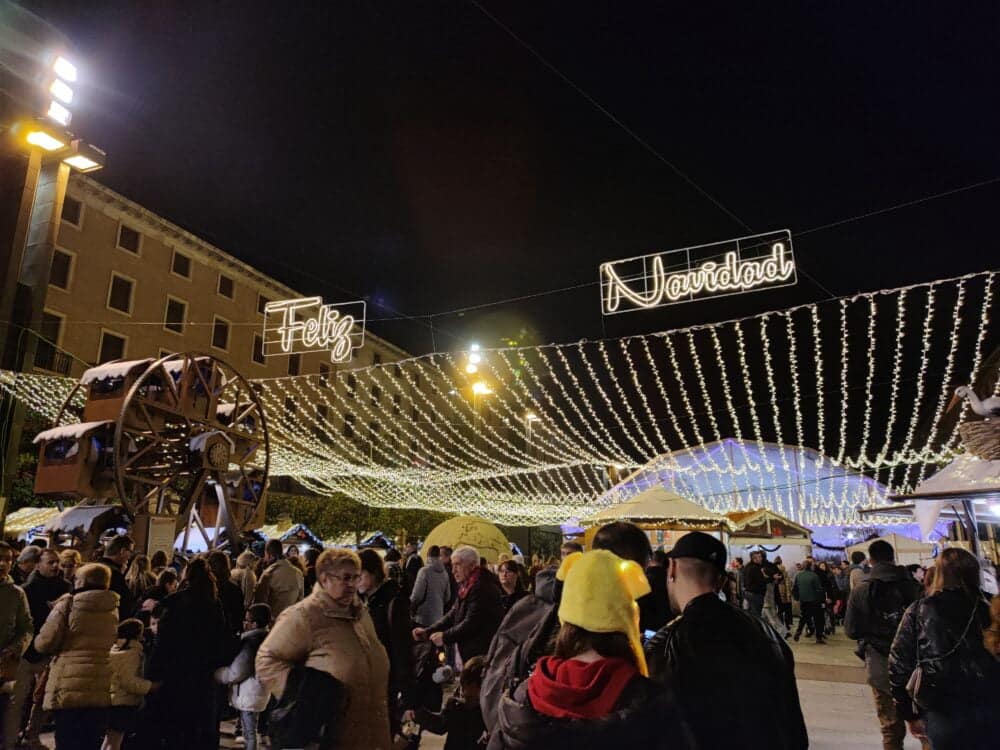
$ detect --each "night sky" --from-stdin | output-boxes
[22,1,1000,355]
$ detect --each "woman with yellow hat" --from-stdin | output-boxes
[487,550,691,750]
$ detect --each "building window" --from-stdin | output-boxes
[315,405,329,441]
[159,349,174,360]
[373,352,382,366]
[98,330,127,363]
[171,251,192,279]
[107,273,135,315]
[343,413,355,439]
[394,364,403,378]
[257,294,271,315]
[61,196,83,228]
[35,310,66,373]
[413,372,421,389]
[163,296,187,334]
[284,397,296,416]
[212,316,230,351]
[393,393,401,415]
[369,421,380,436]
[218,274,234,299]
[346,373,356,399]
[288,353,301,376]
[319,363,330,387]
[371,384,381,406]
[49,248,74,290]
[252,334,265,365]
[116,224,142,254]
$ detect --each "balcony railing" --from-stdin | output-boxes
[34,343,73,376]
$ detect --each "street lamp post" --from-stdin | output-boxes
[0,10,105,528]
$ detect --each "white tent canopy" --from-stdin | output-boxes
[586,486,731,527]
[602,439,893,527]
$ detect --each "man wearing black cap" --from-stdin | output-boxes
[645,532,807,750]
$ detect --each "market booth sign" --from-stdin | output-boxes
[600,229,796,315]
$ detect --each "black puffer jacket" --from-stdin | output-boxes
[645,592,807,750]
[888,589,1000,720]
[487,672,692,750]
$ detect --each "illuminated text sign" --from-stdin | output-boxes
[600,230,796,315]
[263,297,366,363]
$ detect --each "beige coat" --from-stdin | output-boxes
[256,587,391,750]
[34,589,118,711]
[109,639,153,706]
[231,566,257,610]
[254,558,304,619]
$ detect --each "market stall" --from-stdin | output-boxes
[584,487,733,550]
[2,506,60,542]
[846,533,936,567]
[726,509,813,568]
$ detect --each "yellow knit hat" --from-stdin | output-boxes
[556,550,652,676]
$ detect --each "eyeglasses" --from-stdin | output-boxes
[326,573,362,584]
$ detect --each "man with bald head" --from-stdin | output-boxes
[645,532,807,750]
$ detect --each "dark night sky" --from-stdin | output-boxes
[21,1,1000,354]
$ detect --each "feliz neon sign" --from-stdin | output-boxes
[262,296,366,363]
[600,230,796,315]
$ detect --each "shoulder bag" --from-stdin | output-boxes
[906,597,980,710]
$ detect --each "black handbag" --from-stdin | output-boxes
[269,666,347,750]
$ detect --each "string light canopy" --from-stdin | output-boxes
[3,270,997,526]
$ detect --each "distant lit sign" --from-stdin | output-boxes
[263,297,366,363]
[600,230,796,315]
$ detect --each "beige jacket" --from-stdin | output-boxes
[109,639,153,706]
[231,567,257,610]
[253,558,304,619]
[34,589,118,710]
[256,586,391,750]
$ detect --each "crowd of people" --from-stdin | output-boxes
[2,525,999,750]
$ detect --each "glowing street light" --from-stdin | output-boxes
[471,381,492,396]
[25,128,66,152]
[525,411,540,422]
[53,56,78,82]
[465,363,478,374]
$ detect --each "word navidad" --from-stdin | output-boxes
[263,296,366,363]
[600,230,797,314]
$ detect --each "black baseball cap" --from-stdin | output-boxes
[666,532,727,570]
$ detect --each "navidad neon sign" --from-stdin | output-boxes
[262,296,366,363]
[600,230,797,315]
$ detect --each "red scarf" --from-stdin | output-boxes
[457,566,481,600]
[527,656,638,720]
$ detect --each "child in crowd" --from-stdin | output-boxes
[215,603,272,750]
[105,618,157,750]
[407,655,487,749]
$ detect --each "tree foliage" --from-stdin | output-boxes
[264,491,453,545]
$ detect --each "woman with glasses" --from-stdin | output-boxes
[257,547,391,750]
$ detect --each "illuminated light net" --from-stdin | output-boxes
[2,271,997,526]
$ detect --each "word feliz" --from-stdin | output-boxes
[601,239,796,314]
[263,297,364,363]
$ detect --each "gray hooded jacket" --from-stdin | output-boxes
[410,556,451,626]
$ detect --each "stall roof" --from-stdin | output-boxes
[893,455,1000,500]
[587,487,732,528]
[44,504,126,536]
[726,509,812,540]
[33,420,113,443]
[2,506,60,539]
[80,359,153,384]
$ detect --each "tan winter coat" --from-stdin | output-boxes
[34,588,118,711]
[256,586,391,750]
[109,639,153,706]
[253,558,304,619]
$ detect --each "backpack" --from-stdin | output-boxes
[865,578,910,654]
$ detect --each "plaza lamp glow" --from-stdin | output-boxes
[62,141,106,173]
[46,100,72,127]
[25,129,66,151]
[53,56,78,82]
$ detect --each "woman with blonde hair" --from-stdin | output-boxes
[125,553,156,603]
[256,548,390,750]
[889,547,1000,749]
[232,550,258,610]
[34,562,119,750]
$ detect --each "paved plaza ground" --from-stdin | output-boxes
[39,631,920,748]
